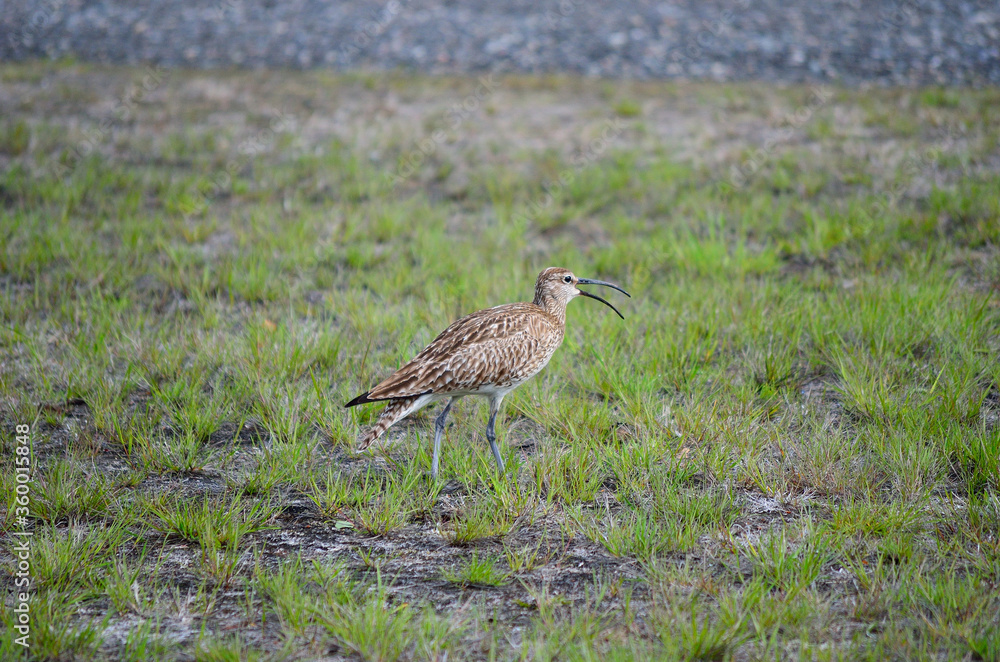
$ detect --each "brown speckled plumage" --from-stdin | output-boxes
[346,267,630,477]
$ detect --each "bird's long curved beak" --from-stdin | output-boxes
[576,278,631,320]
[577,278,631,298]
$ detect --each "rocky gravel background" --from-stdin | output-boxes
[3,0,999,85]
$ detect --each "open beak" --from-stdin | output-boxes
[576,278,631,320]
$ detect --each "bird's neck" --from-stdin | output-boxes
[533,293,567,326]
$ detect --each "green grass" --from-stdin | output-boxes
[0,61,999,659]
[440,552,511,587]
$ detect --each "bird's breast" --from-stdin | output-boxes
[486,328,562,387]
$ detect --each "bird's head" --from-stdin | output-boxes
[533,267,631,320]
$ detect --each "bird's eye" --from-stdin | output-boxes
[563,275,573,283]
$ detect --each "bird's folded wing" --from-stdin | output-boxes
[363,304,546,401]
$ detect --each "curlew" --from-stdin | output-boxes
[345,267,630,478]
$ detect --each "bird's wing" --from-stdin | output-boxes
[360,303,552,401]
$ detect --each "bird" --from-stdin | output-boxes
[345,267,630,478]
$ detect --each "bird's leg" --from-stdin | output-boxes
[486,396,506,474]
[432,397,456,479]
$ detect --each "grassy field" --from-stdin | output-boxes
[1,61,999,660]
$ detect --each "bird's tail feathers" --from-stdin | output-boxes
[356,396,425,452]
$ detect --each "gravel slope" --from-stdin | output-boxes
[3,0,999,85]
